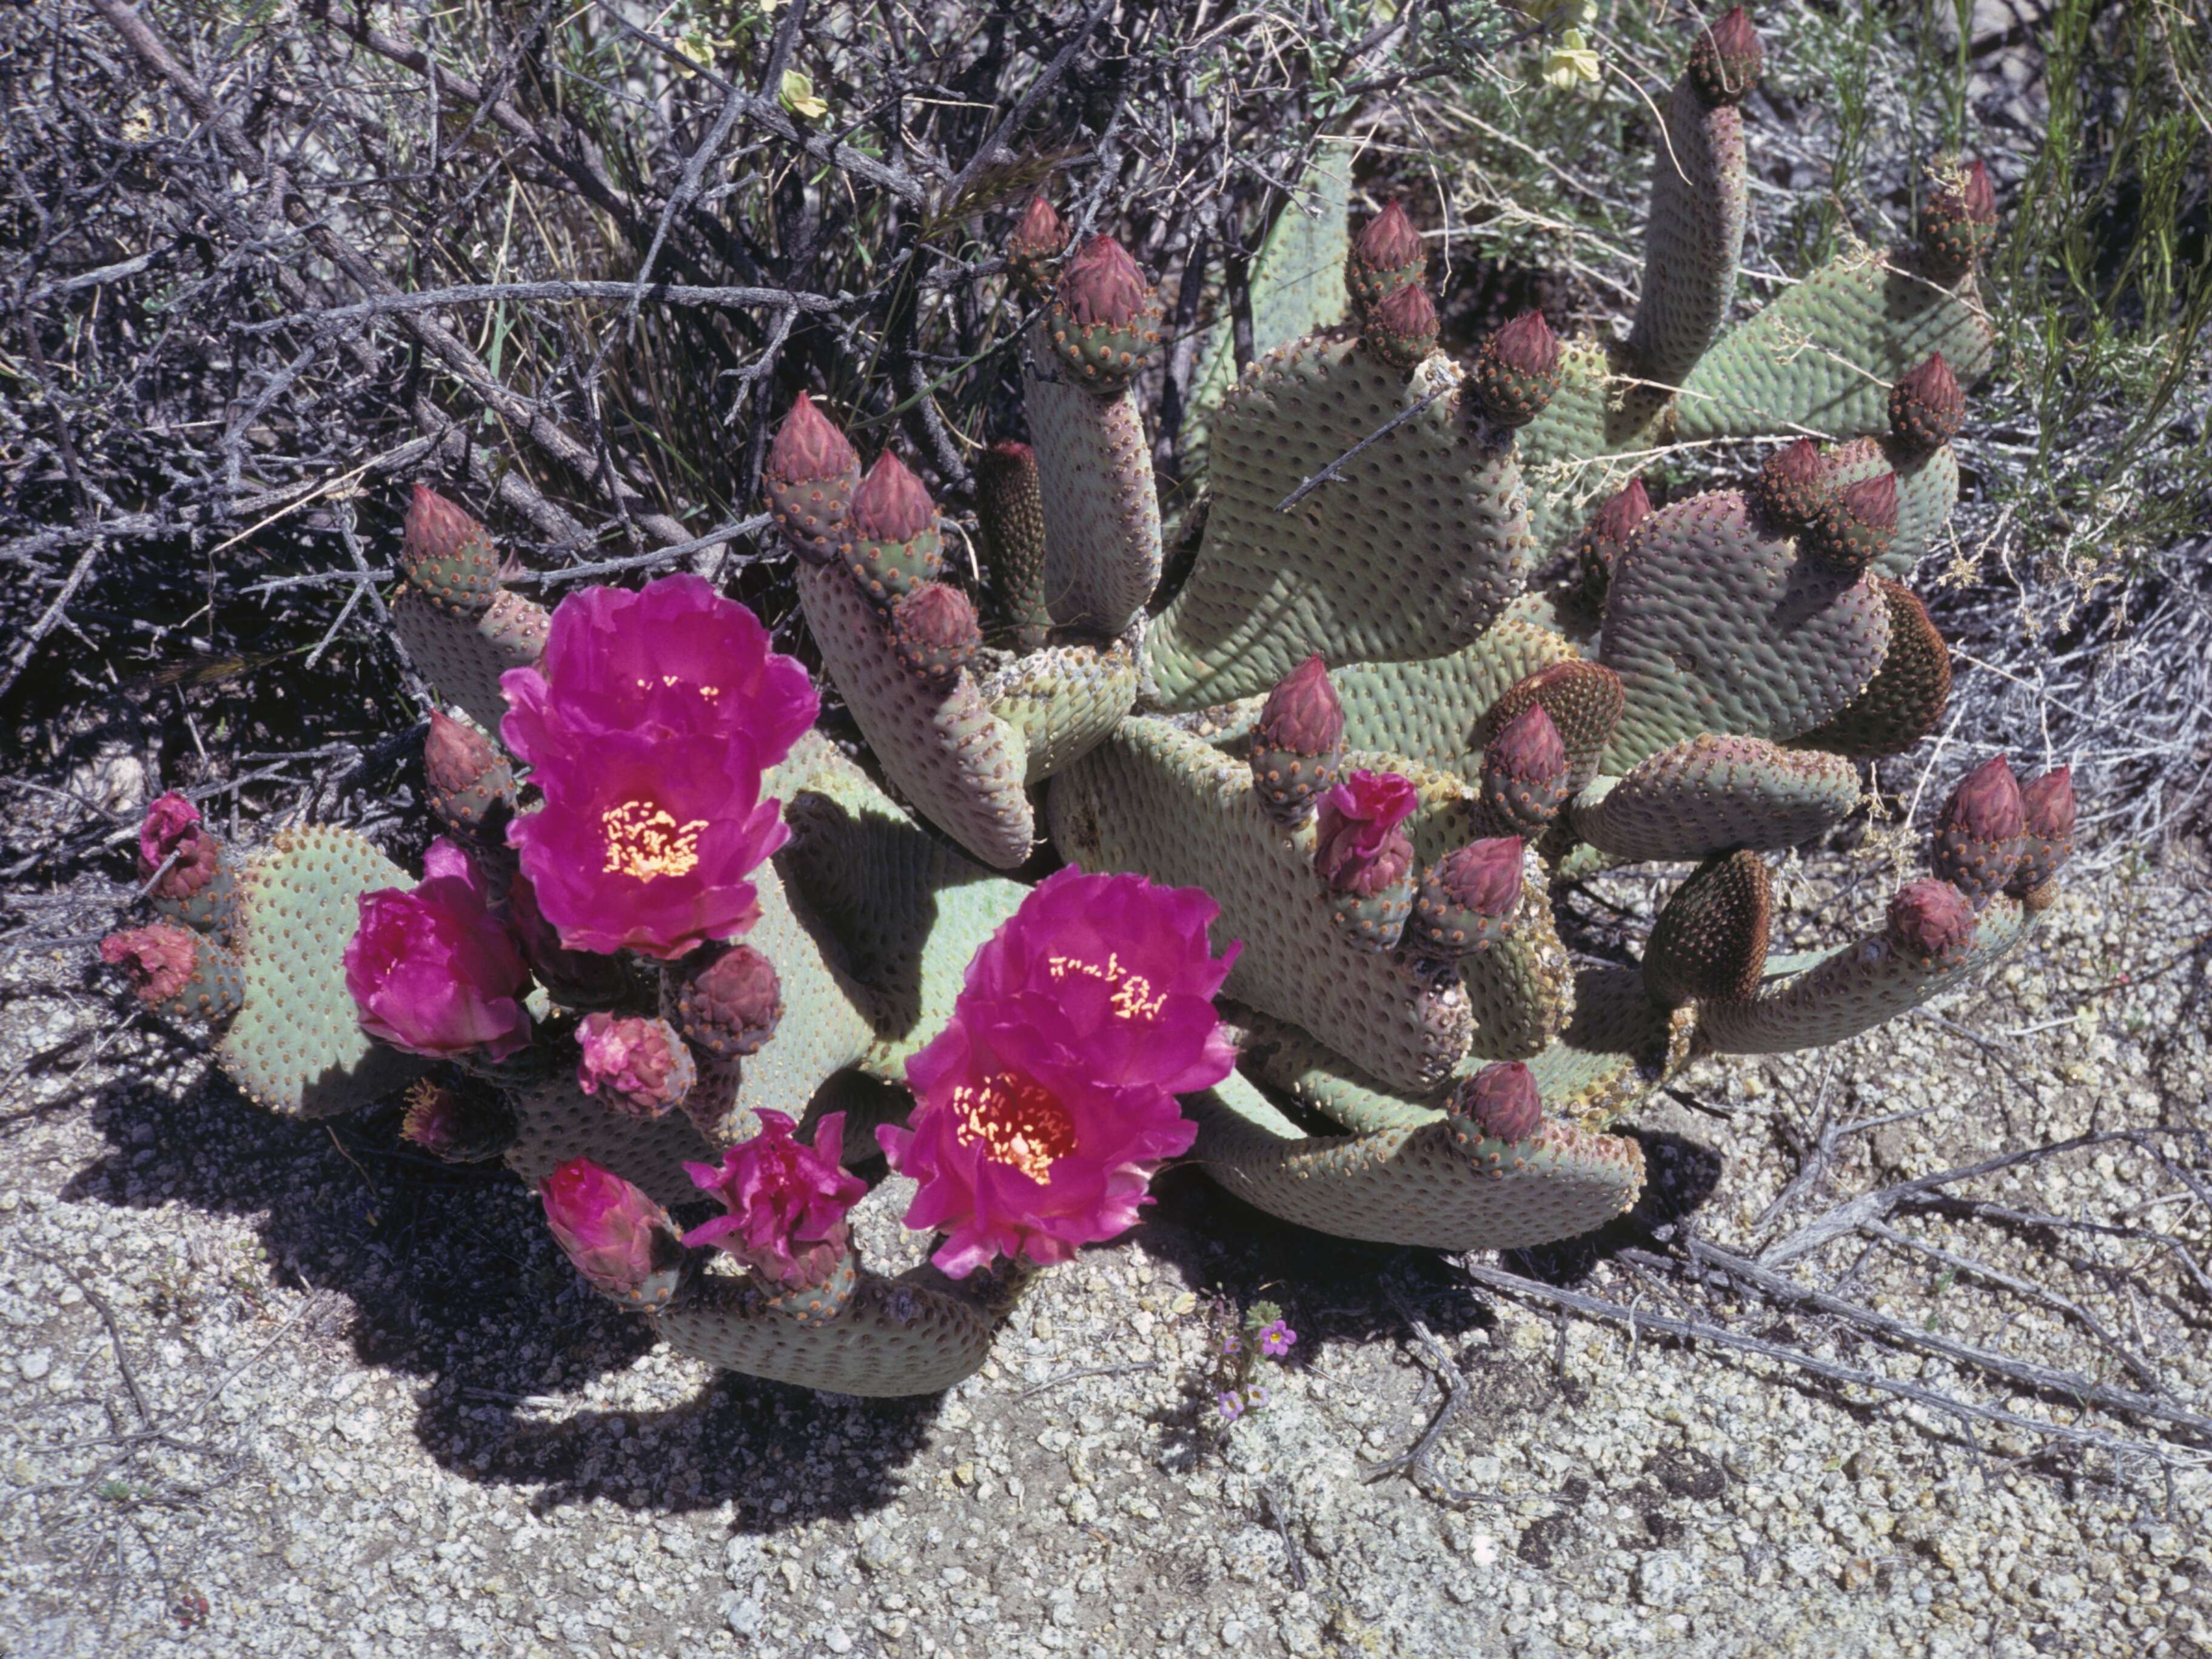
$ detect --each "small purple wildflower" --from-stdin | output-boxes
[1221,1332,1242,1357]
[1258,1319,1298,1358]
[1244,1384,1269,1409]
[1216,1390,1245,1423]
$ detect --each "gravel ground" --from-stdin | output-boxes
[4,839,2208,1659]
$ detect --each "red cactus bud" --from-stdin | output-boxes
[1010,192,1067,261]
[1492,310,1560,380]
[2021,766,2074,841]
[424,711,499,797]
[1688,6,1763,105]
[1886,879,1976,965]
[1592,477,1652,545]
[403,484,487,570]
[538,1158,684,1307]
[678,942,785,1059]
[1258,654,1345,756]
[1920,159,1999,274]
[1889,354,1965,449]
[1355,200,1424,272]
[1754,438,1826,525]
[102,923,199,1005]
[1952,159,1996,224]
[1489,703,1567,783]
[135,791,221,899]
[1842,472,1899,531]
[1373,283,1437,337]
[768,392,859,484]
[1945,756,2024,842]
[1456,1061,1544,1142]
[1058,235,1150,329]
[848,451,935,542]
[1769,438,1823,488]
[577,1013,697,1117]
[1436,837,1524,919]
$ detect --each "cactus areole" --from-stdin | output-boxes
[118,19,2063,1398]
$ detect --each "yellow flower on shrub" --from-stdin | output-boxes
[1542,28,1602,90]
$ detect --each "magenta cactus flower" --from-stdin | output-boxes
[576,1013,697,1116]
[880,869,1238,1277]
[683,1109,866,1287]
[500,575,817,959]
[344,838,531,1060]
[1313,770,1419,896]
[538,1157,682,1303]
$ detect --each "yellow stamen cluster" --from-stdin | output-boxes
[601,800,707,881]
[1048,951,1165,1021]
[951,1072,1076,1184]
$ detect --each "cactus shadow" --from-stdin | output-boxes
[1500,1128,1726,1287]
[58,1057,948,1525]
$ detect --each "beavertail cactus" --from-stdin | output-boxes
[120,13,2065,1396]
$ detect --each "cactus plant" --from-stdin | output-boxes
[108,12,2068,1398]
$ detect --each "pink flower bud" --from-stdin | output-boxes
[577,1013,697,1116]
[1314,771,1419,896]
[683,1109,866,1287]
[1591,477,1651,545]
[848,451,936,543]
[136,792,221,899]
[1754,438,1826,526]
[1435,837,1524,919]
[889,581,982,686]
[1945,755,2025,842]
[766,391,859,484]
[403,484,491,573]
[538,1158,683,1305]
[1257,654,1345,756]
[1488,703,1567,783]
[1688,5,1763,105]
[1491,310,1560,378]
[1009,193,1067,262]
[1057,235,1151,329]
[1355,199,1424,272]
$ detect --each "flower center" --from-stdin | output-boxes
[950,1072,1077,1184]
[1047,951,1165,1021]
[601,800,707,881]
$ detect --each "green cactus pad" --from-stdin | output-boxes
[216,826,429,1118]
[663,860,877,1144]
[1022,327,1162,635]
[1700,894,2031,1054]
[1458,842,1575,1061]
[1791,577,1952,759]
[973,443,1053,648]
[1575,734,1862,862]
[1524,965,1696,1121]
[1230,1005,1443,1133]
[1626,80,1748,390]
[1330,621,1580,779]
[1598,490,1890,772]
[1515,340,1671,554]
[796,562,1033,870]
[1189,1069,1645,1251]
[1048,717,1472,1094]
[392,585,549,736]
[977,637,1139,783]
[1675,249,1994,442]
[769,737,1028,1073]
[503,1071,719,1210]
[655,1265,1002,1396]
[1182,160,1353,489]
[1144,342,1533,710]
[1823,435,1961,580]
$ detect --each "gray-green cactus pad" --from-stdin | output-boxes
[504,1072,720,1210]
[1524,965,1694,1121]
[1048,717,1471,1094]
[796,562,1033,869]
[1626,81,1748,390]
[392,586,549,735]
[1457,843,1576,1061]
[657,1266,1002,1396]
[1598,491,1889,772]
[1189,1070,1646,1251]
[1699,894,2031,1054]
[1022,327,1162,636]
[1574,734,1862,862]
[979,637,1139,783]
[1675,250,1994,441]
[1332,621,1580,779]
[216,826,429,1118]
[1516,341,1669,554]
[1825,435,1960,579]
[1145,343,1532,709]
